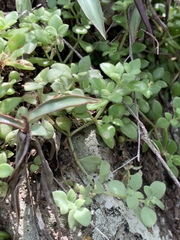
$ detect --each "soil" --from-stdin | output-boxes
[0,1,180,240]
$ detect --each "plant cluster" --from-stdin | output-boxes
[0,0,179,237]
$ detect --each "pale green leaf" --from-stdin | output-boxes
[140,206,157,227]
[74,208,91,226]
[77,0,106,39]
[28,95,97,123]
[107,180,127,198]
[0,163,14,178]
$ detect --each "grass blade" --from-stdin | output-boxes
[28,95,98,123]
[77,0,106,39]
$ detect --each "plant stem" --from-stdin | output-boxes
[68,137,94,186]
[70,120,94,137]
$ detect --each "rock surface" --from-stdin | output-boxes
[0,126,172,239]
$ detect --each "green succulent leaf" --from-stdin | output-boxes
[129,172,142,191]
[172,155,180,166]
[0,181,8,197]
[79,155,101,173]
[0,97,22,114]
[99,160,111,183]
[97,123,115,148]
[0,230,11,239]
[173,97,180,109]
[156,117,170,129]
[150,181,166,199]
[153,67,164,80]
[107,180,127,198]
[74,199,85,208]
[140,206,157,227]
[144,186,153,198]
[7,33,26,53]
[52,190,69,215]
[67,189,76,202]
[68,209,78,230]
[120,119,137,139]
[126,195,139,210]
[74,207,91,227]
[56,115,72,133]
[0,163,14,178]
[16,0,32,12]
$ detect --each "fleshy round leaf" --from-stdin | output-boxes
[7,33,26,52]
[52,190,69,215]
[126,195,139,210]
[74,207,91,227]
[140,206,157,227]
[97,123,115,149]
[56,115,72,133]
[67,189,76,202]
[150,181,166,199]
[129,172,142,191]
[0,163,14,178]
[173,97,180,109]
[79,155,101,173]
[0,97,22,114]
[99,160,110,183]
[156,117,170,129]
[0,124,13,139]
[107,180,127,198]
[0,180,8,197]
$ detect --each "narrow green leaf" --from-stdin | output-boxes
[77,0,106,39]
[0,114,24,130]
[6,59,35,70]
[68,209,77,230]
[28,95,97,123]
[129,6,141,43]
[152,100,162,120]
[134,0,154,44]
